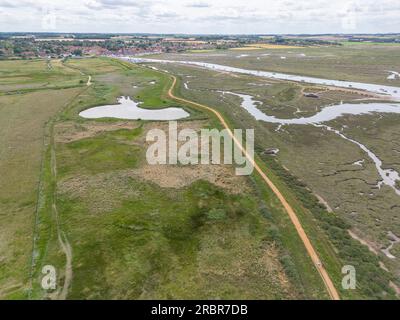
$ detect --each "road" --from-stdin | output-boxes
[166,74,340,300]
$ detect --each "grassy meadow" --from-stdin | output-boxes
[0,59,87,298]
[0,57,318,300]
[1,50,399,300]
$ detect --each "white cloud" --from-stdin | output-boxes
[0,0,399,33]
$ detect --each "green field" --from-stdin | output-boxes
[0,59,87,298]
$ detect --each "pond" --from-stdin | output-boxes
[79,96,190,121]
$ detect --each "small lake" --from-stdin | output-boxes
[79,96,190,120]
[387,71,400,80]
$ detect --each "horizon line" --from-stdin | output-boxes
[1,32,400,36]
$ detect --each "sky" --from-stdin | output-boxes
[0,0,399,34]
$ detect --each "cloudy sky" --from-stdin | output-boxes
[0,0,399,34]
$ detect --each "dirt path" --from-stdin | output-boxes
[53,205,73,300]
[51,146,73,300]
[166,74,340,300]
[28,68,89,299]
[60,59,92,87]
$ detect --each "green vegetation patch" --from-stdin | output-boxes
[57,130,142,177]
[59,175,292,299]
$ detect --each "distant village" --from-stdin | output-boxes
[0,34,244,59]
[1,33,399,60]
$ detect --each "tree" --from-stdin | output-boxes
[13,46,22,54]
[72,49,83,56]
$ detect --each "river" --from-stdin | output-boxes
[124,57,400,195]
[124,57,400,100]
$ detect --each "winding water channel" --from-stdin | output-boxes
[220,90,400,195]
[124,57,400,195]
[219,91,400,125]
[125,57,400,100]
[221,91,400,196]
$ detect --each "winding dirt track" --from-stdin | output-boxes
[51,146,73,300]
[166,75,340,300]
